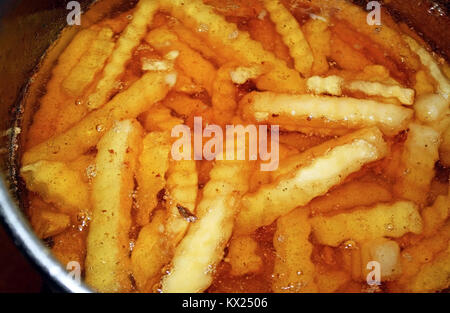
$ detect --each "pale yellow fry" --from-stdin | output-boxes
[235,127,388,235]
[360,238,402,281]
[165,158,198,246]
[87,0,159,109]
[62,27,115,97]
[136,132,171,226]
[414,93,449,124]
[159,0,305,93]
[23,71,171,165]
[310,201,423,247]
[263,0,313,76]
[162,157,253,293]
[404,35,450,100]
[409,243,450,292]
[393,123,440,205]
[272,208,318,293]
[131,210,167,291]
[307,75,343,96]
[240,92,413,136]
[21,161,90,216]
[228,236,263,277]
[85,119,143,293]
[345,80,415,105]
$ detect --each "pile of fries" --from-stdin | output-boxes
[21,0,450,293]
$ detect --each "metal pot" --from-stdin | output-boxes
[0,0,448,293]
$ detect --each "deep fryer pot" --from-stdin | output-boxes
[0,0,448,293]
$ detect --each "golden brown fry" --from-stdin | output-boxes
[310,201,423,247]
[135,132,171,226]
[62,27,115,97]
[87,0,160,109]
[307,181,392,215]
[145,27,217,95]
[303,18,331,75]
[235,127,388,235]
[212,63,238,125]
[21,161,90,216]
[440,125,450,167]
[315,268,350,293]
[272,208,317,293]
[29,204,71,239]
[263,0,313,76]
[240,92,413,136]
[23,71,171,165]
[142,106,184,132]
[162,155,253,293]
[421,195,450,237]
[393,123,440,205]
[159,0,306,93]
[409,244,450,292]
[27,28,98,146]
[85,119,143,293]
[228,236,263,276]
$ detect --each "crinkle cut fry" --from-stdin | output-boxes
[161,158,252,293]
[23,71,171,165]
[234,127,388,235]
[240,92,413,136]
[158,0,306,93]
[272,208,318,293]
[310,201,423,247]
[62,27,115,97]
[85,119,143,293]
[165,158,198,246]
[87,0,159,109]
[404,35,450,100]
[263,0,313,77]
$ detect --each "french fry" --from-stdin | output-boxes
[85,119,143,293]
[52,227,87,270]
[414,93,448,123]
[315,268,350,293]
[21,161,90,216]
[310,201,423,247]
[62,27,115,97]
[29,198,71,239]
[272,127,387,180]
[159,0,306,93]
[345,81,415,105]
[135,132,171,226]
[142,106,184,132]
[227,236,263,276]
[330,36,372,71]
[23,71,171,165]
[393,123,440,205]
[27,28,98,147]
[414,70,436,96]
[145,27,217,95]
[272,208,318,293]
[404,35,450,99]
[303,18,330,76]
[307,75,343,96]
[421,195,450,237]
[131,210,168,291]
[240,92,413,136]
[163,92,208,117]
[235,127,388,235]
[263,0,313,77]
[212,63,238,125]
[409,244,450,292]
[360,238,402,281]
[87,0,160,109]
[229,65,264,85]
[307,181,392,215]
[440,125,450,167]
[161,153,253,292]
[398,223,450,288]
